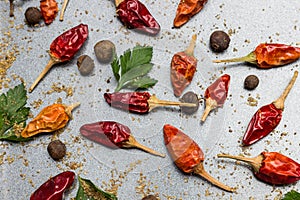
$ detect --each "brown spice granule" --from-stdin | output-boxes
[44,83,74,97]
[30,99,43,109]
[80,179,107,199]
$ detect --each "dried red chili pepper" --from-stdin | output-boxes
[201,74,230,122]
[80,121,165,157]
[29,23,88,92]
[163,124,235,192]
[21,102,80,138]
[115,0,160,35]
[40,0,58,25]
[218,152,300,185]
[171,34,197,97]
[173,0,208,28]
[242,71,298,146]
[104,92,197,114]
[214,43,300,69]
[30,171,75,200]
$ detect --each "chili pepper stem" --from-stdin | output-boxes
[217,154,263,172]
[59,0,70,21]
[201,97,217,122]
[115,0,123,7]
[123,135,166,158]
[193,162,235,192]
[213,52,257,65]
[9,0,14,17]
[273,71,298,110]
[185,34,197,56]
[148,95,197,112]
[29,57,61,92]
[64,102,80,117]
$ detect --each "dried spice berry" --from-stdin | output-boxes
[142,195,158,200]
[94,40,116,63]
[25,7,42,25]
[210,31,230,52]
[77,55,95,76]
[180,91,199,114]
[47,140,66,160]
[244,75,259,90]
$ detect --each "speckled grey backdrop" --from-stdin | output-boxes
[1,0,300,199]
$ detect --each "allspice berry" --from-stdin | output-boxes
[25,7,42,25]
[142,195,158,200]
[94,40,116,63]
[244,75,259,90]
[210,30,230,52]
[77,55,95,76]
[47,140,66,160]
[180,91,199,114]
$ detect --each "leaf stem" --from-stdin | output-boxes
[9,0,14,17]
[59,0,69,21]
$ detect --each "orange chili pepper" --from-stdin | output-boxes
[40,0,58,25]
[173,0,208,28]
[21,103,80,138]
[170,34,197,97]
[214,43,300,69]
[163,124,235,192]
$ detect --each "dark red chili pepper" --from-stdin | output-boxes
[30,171,75,200]
[214,43,300,69]
[218,152,300,185]
[104,92,196,114]
[115,0,160,35]
[242,71,298,146]
[29,23,89,92]
[80,121,165,157]
[173,0,208,28]
[201,74,230,122]
[171,34,197,97]
[163,124,235,192]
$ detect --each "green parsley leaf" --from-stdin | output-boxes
[76,176,118,200]
[0,83,30,142]
[282,190,300,200]
[111,45,157,91]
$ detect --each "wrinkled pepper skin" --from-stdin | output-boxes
[80,121,131,148]
[21,104,70,138]
[163,124,203,173]
[171,52,197,97]
[173,0,208,28]
[40,0,58,25]
[30,171,75,200]
[257,152,300,185]
[254,43,300,68]
[204,74,230,107]
[242,103,282,146]
[104,92,151,114]
[50,23,89,62]
[117,0,160,35]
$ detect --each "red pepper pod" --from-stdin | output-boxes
[163,124,235,192]
[116,0,160,35]
[104,92,197,114]
[40,0,58,25]
[30,171,75,200]
[80,121,130,148]
[218,152,300,185]
[80,121,165,157]
[242,103,282,145]
[201,74,230,122]
[242,71,298,146]
[171,34,197,97]
[214,43,300,69]
[29,23,89,92]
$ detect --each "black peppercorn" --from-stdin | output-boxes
[94,40,116,63]
[77,55,95,76]
[244,75,259,90]
[210,30,230,52]
[47,140,66,160]
[24,7,42,26]
[180,91,199,114]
